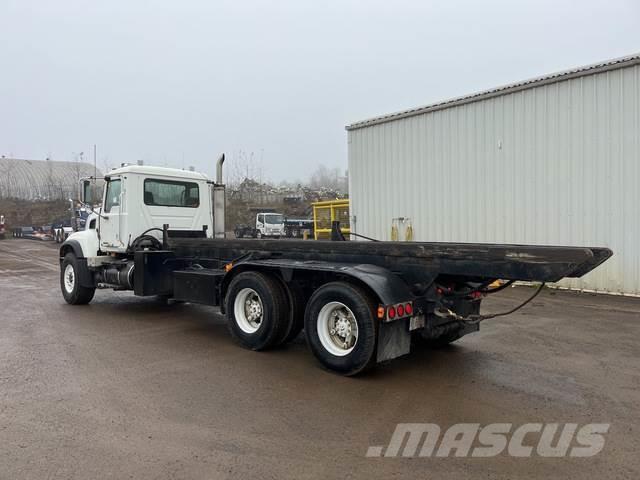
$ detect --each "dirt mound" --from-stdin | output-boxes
[0,198,70,228]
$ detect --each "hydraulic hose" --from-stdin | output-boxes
[434,282,546,325]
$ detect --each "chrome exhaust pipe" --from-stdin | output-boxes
[216,153,225,185]
[213,153,226,238]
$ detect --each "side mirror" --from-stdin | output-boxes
[81,180,91,204]
[81,179,104,205]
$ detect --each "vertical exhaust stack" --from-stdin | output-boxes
[216,153,225,184]
[213,154,226,239]
[69,199,76,231]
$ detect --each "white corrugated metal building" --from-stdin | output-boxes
[347,53,640,295]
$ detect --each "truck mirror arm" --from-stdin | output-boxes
[73,198,108,220]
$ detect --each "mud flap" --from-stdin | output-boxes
[376,319,411,362]
[76,258,96,288]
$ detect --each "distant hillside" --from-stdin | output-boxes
[0,198,71,228]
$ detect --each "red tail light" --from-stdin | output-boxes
[384,302,414,321]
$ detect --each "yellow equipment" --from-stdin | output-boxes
[312,200,350,240]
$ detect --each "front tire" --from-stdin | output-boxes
[60,253,95,305]
[225,272,291,350]
[304,282,378,376]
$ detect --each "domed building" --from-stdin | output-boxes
[0,157,101,201]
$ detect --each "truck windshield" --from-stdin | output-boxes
[264,214,284,224]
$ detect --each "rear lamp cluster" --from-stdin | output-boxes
[380,302,414,321]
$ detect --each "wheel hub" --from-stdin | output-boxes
[63,264,75,293]
[234,288,264,334]
[332,313,352,339]
[245,297,263,322]
[318,302,359,356]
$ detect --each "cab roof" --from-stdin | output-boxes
[106,164,209,181]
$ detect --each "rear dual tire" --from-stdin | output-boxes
[412,329,463,348]
[226,274,379,375]
[304,282,377,376]
[428,331,463,347]
[282,284,305,343]
[226,272,291,350]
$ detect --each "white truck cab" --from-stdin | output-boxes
[66,164,222,258]
[97,165,213,253]
[255,212,285,239]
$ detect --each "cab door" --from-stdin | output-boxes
[256,213,265,234]
[99,177,124,251]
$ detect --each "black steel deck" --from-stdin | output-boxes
[167,237,612,284]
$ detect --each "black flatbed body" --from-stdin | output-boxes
[167,237,611,284]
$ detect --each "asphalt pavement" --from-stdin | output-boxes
[0,239,638,479]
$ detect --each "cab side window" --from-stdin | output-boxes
[143,179,200,208]
[104,179,121,213]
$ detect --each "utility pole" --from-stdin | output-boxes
[93,144,97,180]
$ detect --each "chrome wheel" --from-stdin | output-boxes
[63,264,75,293]
[317,301,358,356]
[234,288,264,333]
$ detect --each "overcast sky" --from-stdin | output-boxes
[1,0,638,182]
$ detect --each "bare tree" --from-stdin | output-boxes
[308,165,347,193]
[102,155,112,174]
[226,150,261,188]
